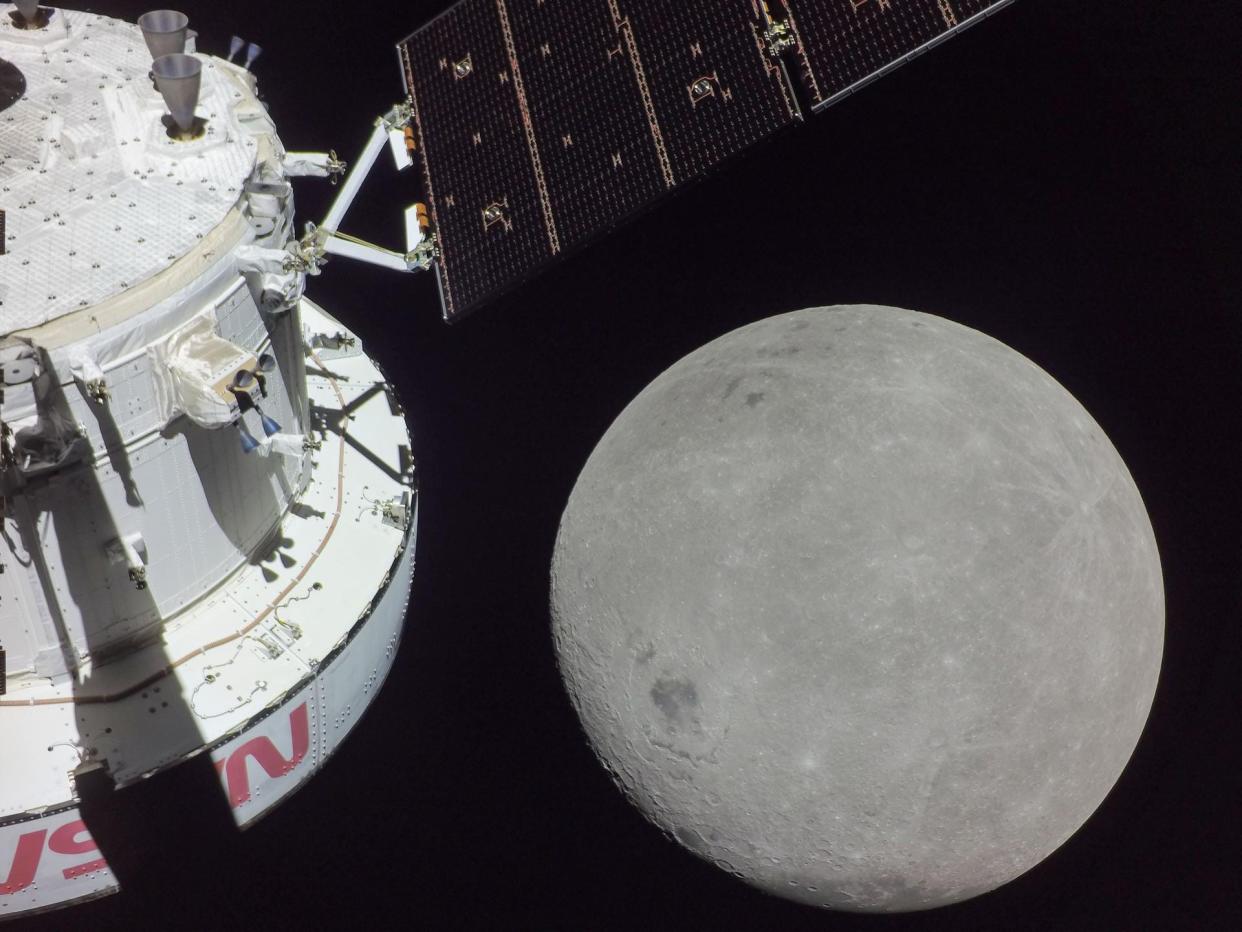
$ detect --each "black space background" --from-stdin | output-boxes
[17,1,1240,930]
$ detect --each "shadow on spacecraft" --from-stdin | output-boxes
[0,3,416,915]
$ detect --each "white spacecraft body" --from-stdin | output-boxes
[0,6,416,917]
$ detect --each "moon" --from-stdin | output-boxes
[550,305,1163,911]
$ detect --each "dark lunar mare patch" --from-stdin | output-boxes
[650,678,698,730]
[0,59,25,112]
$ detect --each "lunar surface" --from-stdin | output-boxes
[550,305,1163,911]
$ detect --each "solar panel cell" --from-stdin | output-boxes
[398,0,1013,319]
[401,0,794,319]
[401,0,552,316]
[781,0,1014,110]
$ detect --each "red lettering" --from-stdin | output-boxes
[0,830,46,896]
[48,821,107,880]
[223,703,310,807]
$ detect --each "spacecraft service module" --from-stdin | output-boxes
[0,4,416,917]
[0,0,1098,920]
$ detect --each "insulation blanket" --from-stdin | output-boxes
[148,310,250,428]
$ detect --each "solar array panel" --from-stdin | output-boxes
[781,0,1014,110]
[398,0,1014,319]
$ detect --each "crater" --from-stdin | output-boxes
[651,677,699,731]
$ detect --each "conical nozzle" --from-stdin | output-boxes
[15,1,41,25]
[236,421,260,454]
[151,53,201,134]
[258,409,282,438]
[138,10,189,60]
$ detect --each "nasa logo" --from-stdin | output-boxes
[0,821,105,896]
[1,701,310,896]
[213,701,310,807]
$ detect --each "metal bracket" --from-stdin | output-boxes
[380,492,412,530]
[106,533,148,590]
[325,148,347,185]
[760,1,797,58]
[85,378,110,404]
[307,103,435,274]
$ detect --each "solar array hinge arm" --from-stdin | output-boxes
[297,101,436,275]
